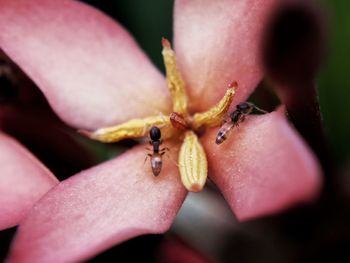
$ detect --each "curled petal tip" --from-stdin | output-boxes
[162,37,171,48]
[190,183,203,193]
[229,80,238,89]
[78,129,93,138]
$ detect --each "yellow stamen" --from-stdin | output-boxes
[81,37,240,193]
[162,38,188,115]
[79,115,175,143]
[178,131,208,192]
[191,82,237,130]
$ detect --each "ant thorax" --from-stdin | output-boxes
[230,110,242,124]
[151,140,161,153]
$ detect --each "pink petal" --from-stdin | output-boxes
[201,111,322,220]
[158,237,217,263]
[0,132,58,230]
[8,145,186,263]
[0,0,169,129]
[174,0,279,111]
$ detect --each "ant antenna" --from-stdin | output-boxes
[161,147,179,167]
[142,120,150,137]
[253,105,269,114]
[158,112,168,128]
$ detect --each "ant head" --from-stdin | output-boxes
[149,126,161,141]
[237,102,253,114]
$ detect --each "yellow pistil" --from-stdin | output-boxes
[81,38,237,192]
[179,131,208,192]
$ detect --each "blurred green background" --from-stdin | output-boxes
[318,1,350,165]
[85,0,350,167]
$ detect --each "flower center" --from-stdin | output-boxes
[81,38,237,192]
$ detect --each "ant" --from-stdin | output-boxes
[215,102,268,145]
[146,126,168,176]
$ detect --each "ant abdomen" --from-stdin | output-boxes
[216,122,234,145]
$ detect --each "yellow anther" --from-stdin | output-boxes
[191,82,237,130]
[80,36,240,193]
[79,115,175,143]
[178,131,208,192]
[162,38,188,115]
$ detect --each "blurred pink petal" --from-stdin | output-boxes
[202,111,321,220]
[0,0,169,129]
[8,145,186,263]
[0,132,58,230]
[174,0,279,111]
[158,237,217,263]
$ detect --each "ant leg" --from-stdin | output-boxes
[220,118,228,127]
[144,141,153,151]
[160,147,170,153]
[142,124,148,137]
[165,153,179,167]
[161,146,179,155]
[159,140,171,151]
[240,115,246,123]
[144,154,152,165]
[160,148,178,166]
[159,147,170,159]
[221,110,232,126]
[235,115,245,129]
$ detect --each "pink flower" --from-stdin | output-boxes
[0,0,321,262]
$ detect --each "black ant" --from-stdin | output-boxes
[216,102,268,144]
[146,126,168,176]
